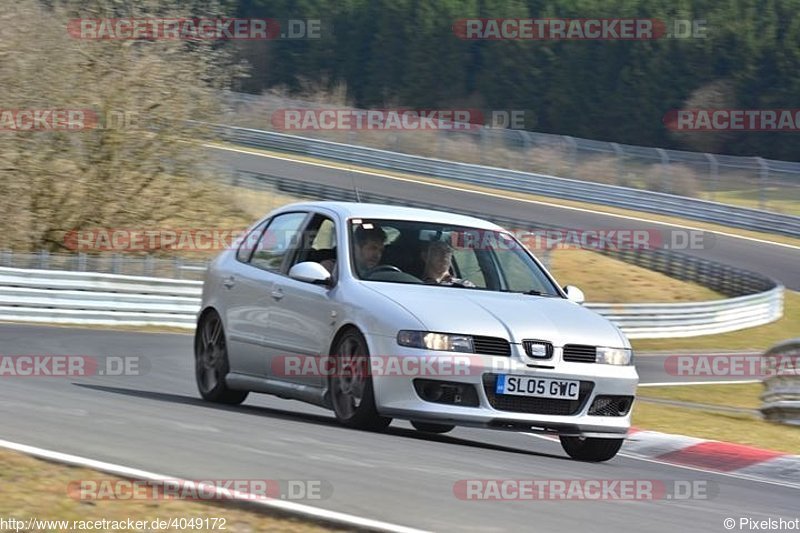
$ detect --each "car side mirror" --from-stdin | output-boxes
[289,262,332,286]
[563,285,585,304]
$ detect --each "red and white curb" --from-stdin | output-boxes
[621,428,800,487]
[527,427,799,487]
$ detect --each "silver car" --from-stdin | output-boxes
[195,201,638,462]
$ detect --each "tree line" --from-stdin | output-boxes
[232,0,800,160]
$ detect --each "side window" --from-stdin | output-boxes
[250,212,308,272]
[236,219,268,263]
[288,214,337,268]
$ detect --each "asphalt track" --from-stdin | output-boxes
[212,145,800,290]
[0,324,796,532]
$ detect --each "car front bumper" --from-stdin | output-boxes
[367,335,639,438]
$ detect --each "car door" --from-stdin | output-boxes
[223,211,309,378]
[266,213,340,388]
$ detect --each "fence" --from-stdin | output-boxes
[212,124,800,239]
[760,339,800,425]
[0,171,784,338]
[223,92,800,218]
[0,250,209,281]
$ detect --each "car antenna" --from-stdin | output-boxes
[351,170,362,202]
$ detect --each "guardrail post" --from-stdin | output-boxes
[111,254,121,274]
[564,136,577,178]
[77,253,87,272]
[656,148,670,193]
[757,157,768,210]
[759,339,800,425]
[704,153,718,201]
[611,142,624,185]
[145,255,155,276]
[0,249,10,267]
[38,250,49,270]
[175,257,184,279]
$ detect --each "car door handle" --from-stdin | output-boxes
[223,276,236,289]
[271,287,284,300]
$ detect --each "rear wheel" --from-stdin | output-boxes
[411,421,455,434]
[195,311,248,405]
[559,436,623,462]
[329,329,391,431]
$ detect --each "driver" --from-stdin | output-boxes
[420,240,475,287]
[353,223,386,275]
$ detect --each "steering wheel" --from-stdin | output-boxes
[364,264,402,277]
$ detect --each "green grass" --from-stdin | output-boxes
[637,383,763,410]
[633,403,799,454]
[549,249,723,303]
[0,449,330,532]
[701,188,800,216]
[633,382,800,454]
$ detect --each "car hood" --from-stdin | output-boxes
[365,283,627,348]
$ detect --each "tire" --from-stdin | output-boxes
[411,421,455,434]
[195,310,248,405]
[329,329,391,431]
[559,436,624,462]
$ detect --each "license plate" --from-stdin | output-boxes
[495,375,580,400]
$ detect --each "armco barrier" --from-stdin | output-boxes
[213,125,800,239]
[760,339,800,425]
[0,257,782,339]
[0,267,201,328]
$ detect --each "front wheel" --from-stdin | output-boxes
[559,436,624,462]
[195,311,248,405]
[329,329,391,431]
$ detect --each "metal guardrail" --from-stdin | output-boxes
[236,170,785,338]
[760,339,800,425]
[0,267,201,328]
[0,232,783,339]
[213,124,800,239]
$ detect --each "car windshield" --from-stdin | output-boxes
[348,219,561,296]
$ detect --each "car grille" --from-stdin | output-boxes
[472,336,511,356]
[562,344,597,363]
[482,375,594,415]
[588,395,634,416]
[522,340,554,359]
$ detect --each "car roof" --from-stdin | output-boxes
[273,201,505,230]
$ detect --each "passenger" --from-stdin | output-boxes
[419,240,475,287]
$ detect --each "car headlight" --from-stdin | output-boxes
[596,347,633,365]
[397,330,474,353]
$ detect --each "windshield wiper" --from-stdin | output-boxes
[501,289,557,297]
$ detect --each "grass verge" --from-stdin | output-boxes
[0,448,335,533]
[633,383,800,454]
[549,249,722,303]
